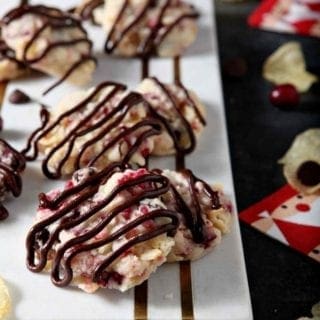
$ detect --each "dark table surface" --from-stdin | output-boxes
[215,1,320,319]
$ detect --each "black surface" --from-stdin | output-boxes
[215,1,320,319]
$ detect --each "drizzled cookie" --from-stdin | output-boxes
[103,0,199,57]
[22,82,162,178]
[26,165,231,292]
[1,4,96,93]
[23,78,205,178]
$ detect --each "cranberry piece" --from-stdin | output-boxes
[269,84,300,109]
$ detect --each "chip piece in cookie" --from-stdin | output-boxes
[279,128,320,195]
[103,0,199,57]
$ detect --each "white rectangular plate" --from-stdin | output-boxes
[0,0,252,319]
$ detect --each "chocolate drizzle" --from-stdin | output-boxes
[154,168,221,243]
[77,0,104,24]
[26,163,179,287]
[22,82,164,179]
[104,0,199,57]
[9,89,31,104]
[2,4,96,94]
[147,77,206,170]
[0,39,25,69]
[0,138,26,221]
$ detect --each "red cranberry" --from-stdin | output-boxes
[269,84,300,109]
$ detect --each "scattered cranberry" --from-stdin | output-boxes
[269,84,300,109]
[223,57,248,78]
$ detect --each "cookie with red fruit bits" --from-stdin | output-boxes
[103,0,199,57]
[26,165,178,292]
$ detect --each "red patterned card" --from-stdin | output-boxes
[248,0,320,38]
[239,185,320,262]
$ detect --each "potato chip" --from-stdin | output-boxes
[263,42,318,93]
[312,301,320,318]
[279,128,320,195]
[0,277,11,320]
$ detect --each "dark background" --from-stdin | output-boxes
[215,1,320,319]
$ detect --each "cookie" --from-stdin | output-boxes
[26,165,178,292]
[26,165,232,292]
[103,0,199,57]
[136,77,206,156]
[22,82,162,178]
[1,4,96,90]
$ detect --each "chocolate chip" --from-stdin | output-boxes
[223,57,248,78]
[0,205,9,221]
[297,161,320,187]
[9,89,31,104]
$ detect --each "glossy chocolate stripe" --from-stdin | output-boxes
[138,0,170,55]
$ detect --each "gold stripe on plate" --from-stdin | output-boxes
[173,56,181,84]
[134,280,148,320]
[0,82,8,108]
[180,261,194,320]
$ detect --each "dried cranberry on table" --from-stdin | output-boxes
[269,84,300,109]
